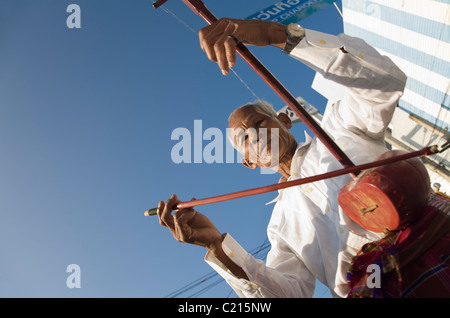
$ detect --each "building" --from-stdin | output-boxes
[340,0,449,195]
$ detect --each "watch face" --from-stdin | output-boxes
[288,24,304,37]
[283,23,305,54]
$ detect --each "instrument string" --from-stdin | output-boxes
[160,4,196,33]
[229,68,260,100]
[160,5,260,100]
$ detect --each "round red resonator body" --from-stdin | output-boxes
[338,150,431,233]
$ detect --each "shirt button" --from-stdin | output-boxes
[319,39,327,45]
[228,252,235,258]
[325,205,330,213]
[339,228,344,234]
[307,187,313,193]
[251,284,258,290]
[358,54,365,59]
[293,172,299,177]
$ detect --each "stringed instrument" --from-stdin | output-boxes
[149,0,443,234]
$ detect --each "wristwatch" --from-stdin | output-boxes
[282,23,305,54]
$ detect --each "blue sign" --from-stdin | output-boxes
[245,0,338,25]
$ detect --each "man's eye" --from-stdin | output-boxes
[256,119,264,127]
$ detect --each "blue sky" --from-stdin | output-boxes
[0,0,343,297]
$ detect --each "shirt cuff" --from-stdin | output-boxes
[204,233,263,297]
[289,29,343,74]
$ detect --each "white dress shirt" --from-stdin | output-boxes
[205,29,407,298]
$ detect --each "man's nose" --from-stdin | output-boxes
[249,131,260,145]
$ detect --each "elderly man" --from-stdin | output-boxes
[157,19,407,297]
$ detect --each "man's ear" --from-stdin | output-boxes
[241,158,258,169]
[277,112,293,129]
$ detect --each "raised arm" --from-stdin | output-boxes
[288,29,407,139]
[199,18,407,140]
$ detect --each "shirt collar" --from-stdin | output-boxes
[266,132,313,205]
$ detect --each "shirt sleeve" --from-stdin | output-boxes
[289,29,407,140]
[204,233,316,298]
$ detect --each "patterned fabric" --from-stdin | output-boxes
[347,193,450,298]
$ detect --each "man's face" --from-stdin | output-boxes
[228,105,297,169]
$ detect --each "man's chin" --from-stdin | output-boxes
[258,157,280,169]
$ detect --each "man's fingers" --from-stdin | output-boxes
[199,20,225,62]
[173,209,196,243]
[214,21,237,75]
[159,194,179,229]
[199,18,238,75]
[157,200,165,226]
[225,37,237,69]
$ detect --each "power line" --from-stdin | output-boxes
[164,239,271,298]
[164,271,218,298]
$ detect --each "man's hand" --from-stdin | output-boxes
[158,194,249,280]
[157,194,223,250]
[199,18,287,75]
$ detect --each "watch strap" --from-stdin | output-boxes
[282,24,305,54]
